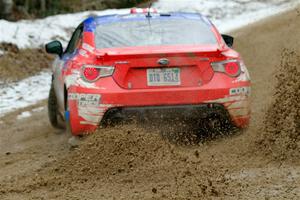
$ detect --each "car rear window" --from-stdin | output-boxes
[95,18,218,49]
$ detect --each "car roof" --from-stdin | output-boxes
[83,12,213,32]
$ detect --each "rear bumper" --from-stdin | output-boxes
[101,104,229,124]
[67,75,250,135]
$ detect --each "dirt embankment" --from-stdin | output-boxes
[0,43,52,83]
[1,6,300,200]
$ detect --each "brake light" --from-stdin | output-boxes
[224,62,240,77]
[82,65,114,82]
[130,8,158,14]
[83,67,99,81]
[211,60,241,77]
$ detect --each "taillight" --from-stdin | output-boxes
[224,62,240,77]
[83,67,99,81]
[82,65,114,82]
[211,60,241,77]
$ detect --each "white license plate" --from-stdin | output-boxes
[147,68,181,86]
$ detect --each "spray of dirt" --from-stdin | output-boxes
[257,49,300,161]
[0,124,231,199]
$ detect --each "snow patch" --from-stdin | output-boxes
[0,71,51,117]
[154,0,300,33]
[32,106,45,112]
[0,49,5,56]
[0,9,129,49]
[15,107,45,120]
[17,111,32,120]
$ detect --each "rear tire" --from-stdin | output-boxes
[48,80,65,129]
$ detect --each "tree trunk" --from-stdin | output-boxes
[40,0,46,13]
[0,0,13,19]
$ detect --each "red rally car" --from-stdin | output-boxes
[45,9,251,136]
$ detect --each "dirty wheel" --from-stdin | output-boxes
[48,79,65,129]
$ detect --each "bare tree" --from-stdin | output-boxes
[40,0,46,13]
[0,0,13,19]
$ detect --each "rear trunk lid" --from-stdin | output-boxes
[95,45,221,89]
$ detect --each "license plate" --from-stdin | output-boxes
[147,68,181,86]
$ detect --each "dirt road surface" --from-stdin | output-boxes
[0,7,300,199]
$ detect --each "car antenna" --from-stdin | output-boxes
[145,3,153,37]
[146,3,152,18]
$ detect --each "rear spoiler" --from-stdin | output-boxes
[95,45,222,57]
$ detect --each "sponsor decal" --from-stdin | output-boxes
[232,73,249,83]
[79,49,88,57]
[68,93,79,100]
[205,95,247,104]
[68,93,101,106]
[115,61,129,64]
[230,87,251,96]
[65,70,98,89]
[78,104,116,126]
[82,43,94,53]
[78,105,102,125]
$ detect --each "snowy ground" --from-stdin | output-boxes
[0,0,300,117]
[155,0,300,32]
[0,71,50,117]
[1,0,299,49]
[0,9,128,49]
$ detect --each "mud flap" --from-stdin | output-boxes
[65,110,72,135]
[65,110,70,122]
